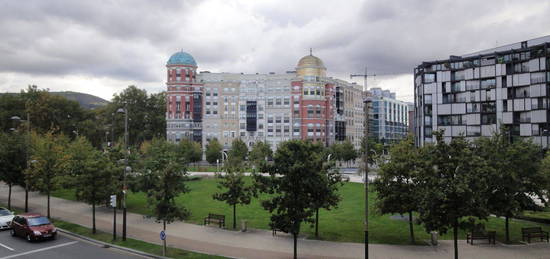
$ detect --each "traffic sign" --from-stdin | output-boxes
[160,230,166,241]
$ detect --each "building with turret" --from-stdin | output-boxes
[165,51,366,151]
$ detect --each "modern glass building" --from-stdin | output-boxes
[414,35,550,148]
[367,88,409,143]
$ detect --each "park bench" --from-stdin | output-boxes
[204,213,225,228]
[521,227,549,243]
[466,230,496,245]
[272,227,284,236]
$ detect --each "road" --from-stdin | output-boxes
[0,229,142,259]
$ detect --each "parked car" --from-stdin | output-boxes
[10,213,57,242]
[0,207,15,230]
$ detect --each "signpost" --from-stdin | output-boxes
[110,195,117,241]
[160,230,167,256]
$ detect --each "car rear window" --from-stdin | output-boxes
[27,217,50,226]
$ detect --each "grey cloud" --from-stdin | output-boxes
[0,0,549,92]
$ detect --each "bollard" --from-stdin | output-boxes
[241,220,248,232]
[430,231,438,246]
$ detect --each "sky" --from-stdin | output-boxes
[0,0,549,102]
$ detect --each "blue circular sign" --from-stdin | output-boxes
[160,230,166,240]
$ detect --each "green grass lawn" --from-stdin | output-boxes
[51,178,550,245]
[522,207,550,220]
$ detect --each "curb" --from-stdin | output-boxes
[57,228,170,259]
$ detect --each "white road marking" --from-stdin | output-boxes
[0,242,14,251]
[0,241,78,259]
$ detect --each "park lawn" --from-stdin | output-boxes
[522,207,550,220]
[51,178,550,245]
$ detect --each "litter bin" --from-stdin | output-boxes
[241,220,248,232]
[430,231,438,246]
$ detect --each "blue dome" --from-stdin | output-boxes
[167,51,197,66]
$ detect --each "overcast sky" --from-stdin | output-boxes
[1,0,549,102]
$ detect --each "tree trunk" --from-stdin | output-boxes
[233,204,237,229]
[8,184,12,210]
[163,220,167,256]
[47,190,51,219]
[315,208,319,238]
[408,211,415,244]
[505,216,510,244]
[92,201,96,234]
[293,232,297,259]
[453,219,458,259]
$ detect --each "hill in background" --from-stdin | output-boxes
[50,91,109,110]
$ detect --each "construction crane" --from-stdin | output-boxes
[350,67,376,91]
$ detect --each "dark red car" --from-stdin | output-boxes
[10,213,57,242]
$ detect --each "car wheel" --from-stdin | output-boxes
[10,229,16,237]
[26,234,32,242]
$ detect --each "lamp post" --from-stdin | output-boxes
[363,98,372,259]
[117,104,128,241]
[11,114,30,212]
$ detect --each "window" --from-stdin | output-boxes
[481,114,496,124]
[424,73,436,83]
[424,94,432,104]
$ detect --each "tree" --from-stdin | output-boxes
[373,136,420,243]
[416,131,490,259]
[205,138,223,165]
[475,128,547,243]
[340,140,358,167]
[359,136,384,165]
[254,140,328,259]
[228,138,248,164]
[27,132,69,219]
[67,137,117,234]
[143,138,190,256]
[0,131,27,210]
[248,141,272,170]
[176,139,202,166]
[213,165,254,229]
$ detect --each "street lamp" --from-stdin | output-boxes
[363,98,372,259]
[11,114,30,212]
[117,104,129,241]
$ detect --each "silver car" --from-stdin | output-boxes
[0,207,15,230]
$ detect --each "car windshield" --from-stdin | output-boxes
[27,217,50,226]
[0,209,12,216]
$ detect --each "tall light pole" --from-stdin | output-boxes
[117,104,128,241]
[11,114,30,212]
[363,98,372,259]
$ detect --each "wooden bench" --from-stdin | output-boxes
[467,230,496,245]
[204,213,225,228]
[272,227,284,236]
[522,227,549,243]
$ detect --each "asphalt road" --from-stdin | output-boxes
[0,229,142,259]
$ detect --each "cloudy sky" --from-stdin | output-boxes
[1,0,549,102]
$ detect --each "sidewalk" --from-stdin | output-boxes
[1,184,549,259]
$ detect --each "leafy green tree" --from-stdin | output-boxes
[229,138,248,164]
[27,132,69,218]
[101,86,166,146]
[340,140,358,167]
[254,140,327,259]
[0,131,27,210]
[360,136,384,165]
[248,141,272,170]
[213,164,254,229]
[0,93,25,132]
[67,137,117,234]
[176,139,202,166]
[373,136,420,243]
[143,138,190,256]
[205,139,223,165]
[417,131,490,259]
[475,128,547,243]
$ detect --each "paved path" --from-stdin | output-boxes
[1,184,549,259]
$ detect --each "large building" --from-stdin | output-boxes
[165,51,366,151]
[367,88,409,143]
[414,36,550,148]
